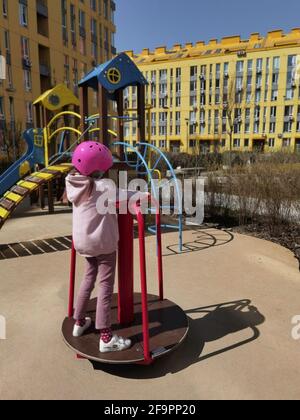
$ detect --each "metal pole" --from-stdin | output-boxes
[136,204,151,364]
[68,241,77,318]
[156,209,164,301]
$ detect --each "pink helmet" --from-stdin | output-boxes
[72,141,113,176]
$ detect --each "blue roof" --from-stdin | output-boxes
[78,53,148,91]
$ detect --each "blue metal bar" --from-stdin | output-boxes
[113,141,184,253]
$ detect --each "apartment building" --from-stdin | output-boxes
[124,29,300,154]
[0,0,116,144]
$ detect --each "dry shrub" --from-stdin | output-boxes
[205,159,300,232]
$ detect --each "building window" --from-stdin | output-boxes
[21,36,30,59]
[0,97,5,120]
[269,122,276,134]
[3,0,8,17]
[233,139,241,148]
[19,1,28,27]
[24,69,32,91]
[70,4,77,46]
[25,101,33,124]
[283,105,294,132]
[91,18,98,61]
[90,0,97,12]
[79,9,86,55]
[282,138,291,148]
[268,138,275,148]
[110,0,115,24]
[64,55,70,87]
[9,97,15,122]
[297,106,300,132]
[159,140,167,149]
[103,0,109,20]
[7,65,13,89]
[189,139,196,149]
[283,122,293,133]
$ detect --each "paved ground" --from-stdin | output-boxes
[0,210,300,400]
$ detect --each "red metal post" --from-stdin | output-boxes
[118,212,134,325]
[135,204,152,364]
[156,210,164,301]
[68,241,77,318]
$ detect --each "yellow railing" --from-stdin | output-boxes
[47,111,81,130]
[44,111,82,166]
[43,111,121,166]
[48,127,82,142]
[89,127,118,138]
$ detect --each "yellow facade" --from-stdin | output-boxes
[125,29,300,154]
[0,0,116,144]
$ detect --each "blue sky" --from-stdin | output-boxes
[115,0,300,53]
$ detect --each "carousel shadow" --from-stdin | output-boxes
[164,228,234,256]
[91,299,265,378]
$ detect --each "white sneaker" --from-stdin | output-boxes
[100,335,132,353]
[72,318,92,337]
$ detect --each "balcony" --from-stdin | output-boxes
[40,63,50,77]
[37,0,48,17]
[37,0,49,37]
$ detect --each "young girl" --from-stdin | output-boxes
[66,141,131,353]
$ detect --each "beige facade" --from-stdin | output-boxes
[0,0,116,142]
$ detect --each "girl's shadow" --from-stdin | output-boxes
[92,299,265,378]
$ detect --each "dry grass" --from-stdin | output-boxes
[205,161,300,233]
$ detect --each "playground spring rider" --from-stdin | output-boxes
[62,53,189,365]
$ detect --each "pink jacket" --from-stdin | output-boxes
[66,174,119,257]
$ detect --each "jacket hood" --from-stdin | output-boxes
[66,174,93,205]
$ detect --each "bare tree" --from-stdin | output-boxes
[0,122,26,162]
[221,70,249,165]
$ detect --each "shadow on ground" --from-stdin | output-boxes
[91,299,265,378]
[164,227,234,256]
[0,227,233,260]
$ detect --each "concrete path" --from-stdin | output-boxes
[0,212,299,400]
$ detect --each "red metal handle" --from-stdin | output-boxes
[135,203,152,364]
[156,210,164,301]
[68,241,77,318]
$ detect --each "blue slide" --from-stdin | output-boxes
[0,129,35,197]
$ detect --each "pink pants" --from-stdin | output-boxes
[74,252,117,330]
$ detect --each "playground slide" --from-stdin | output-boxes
[0,129,35,196]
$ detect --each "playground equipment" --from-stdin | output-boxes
[0,53,189,364]
[62,198,189,365]
[0,55,184,248]
[0,84,80,213]
[0,129,35,196]
[61,53,188,365]
[0,162,72,229]
[114,141,184,251]
[78,53,184,250]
